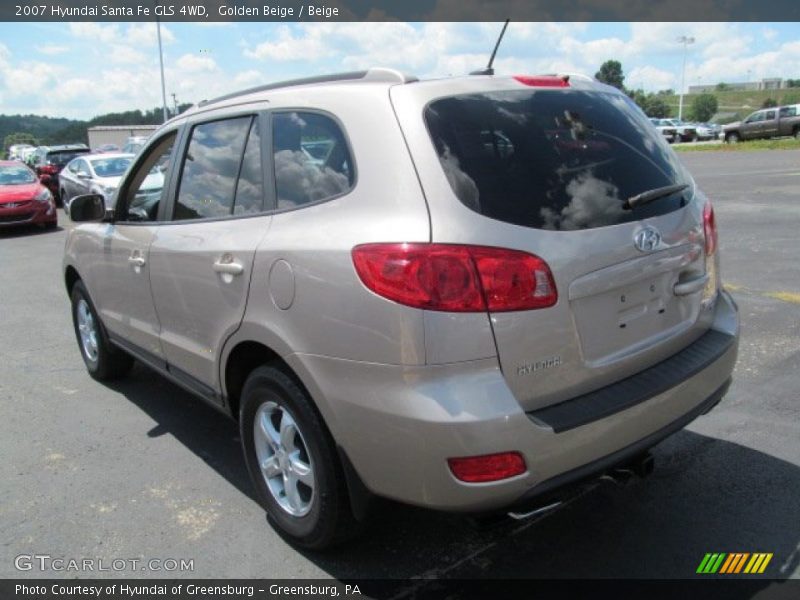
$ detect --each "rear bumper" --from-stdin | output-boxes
[289,290,739,512]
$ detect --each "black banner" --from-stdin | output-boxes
[3,579,800,600]
[2,0,799,22]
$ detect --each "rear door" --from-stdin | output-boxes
[394,82,713,411]
[761,109,778,138]
[148,111,271,392]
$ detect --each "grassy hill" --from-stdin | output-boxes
[659,88,800,121]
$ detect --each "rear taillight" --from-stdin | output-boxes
[39,165,58,175]
[352,243,557,313]
[703,202,717,256]
[448,452,527,483]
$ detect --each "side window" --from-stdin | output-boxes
[174,116,253,220]
[75,159,89,176]
[120,132,176,222]
[272,111,354,210]
[765,110,776,120]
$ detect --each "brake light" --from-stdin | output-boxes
[513,75,570,88]
[39,165,59,175]
[448,452,526,483]
[703,202,717,256]
[352,243,557,312]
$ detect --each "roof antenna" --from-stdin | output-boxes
[470,19,510,76]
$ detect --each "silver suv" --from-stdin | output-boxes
[64,68,739,548]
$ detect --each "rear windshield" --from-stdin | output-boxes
[424,90,692,231]
[47,149,89,166]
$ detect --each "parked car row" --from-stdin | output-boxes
[648,118,720,143]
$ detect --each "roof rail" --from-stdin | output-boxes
[197,67,417,108]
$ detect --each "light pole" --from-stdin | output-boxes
[677,35,695,121]
[156,15,169,123]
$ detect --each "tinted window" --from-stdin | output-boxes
[121,133,176,222]
[425,90,692,231]
[47,149,89,166]
[90,156,133,178]
[272,111,354,209]
[779,106,797,118]
[765,110,776,120]
[175,117,252,220]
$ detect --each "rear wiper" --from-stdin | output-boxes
[623,183,689,210]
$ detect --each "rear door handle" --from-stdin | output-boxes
[213,255,244,276]
[673,274,708,296]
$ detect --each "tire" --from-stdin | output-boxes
[70,280,134,380]
[240,365,360,549]
[794,129,800,141]
[726,132,740,144]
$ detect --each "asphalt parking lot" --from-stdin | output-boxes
[1,149,798,587]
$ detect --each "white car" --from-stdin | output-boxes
[649,118,678,143]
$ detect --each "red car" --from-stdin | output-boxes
[0,161,57,229]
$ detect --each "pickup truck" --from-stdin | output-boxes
[723,104,800,143]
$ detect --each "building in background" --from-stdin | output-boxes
[689,78,787,94]
[87,125,158,151]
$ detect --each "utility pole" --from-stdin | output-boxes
[677,35,695,121]
[171,93,178,116]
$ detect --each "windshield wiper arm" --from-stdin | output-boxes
[623,183,689,210]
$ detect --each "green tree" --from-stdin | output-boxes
[3,132,37,156]
[595,60,625,90]
[761,98,778,108]
[715,82,730,92]
[645,96,672,118]
[785,79,800,88]
[690,93,718,122]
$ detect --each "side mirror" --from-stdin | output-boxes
[70,193,107,222]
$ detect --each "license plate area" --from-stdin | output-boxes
[571,273,697,365]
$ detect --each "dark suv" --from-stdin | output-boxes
[32,144,90,204]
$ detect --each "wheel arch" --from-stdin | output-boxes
[64,265,81,296]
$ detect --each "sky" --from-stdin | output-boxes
[0,21,798,120]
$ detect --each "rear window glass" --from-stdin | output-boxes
[424,90,692,231]
[47,149,89,166]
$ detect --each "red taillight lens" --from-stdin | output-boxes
[703,202,718,256]
[40,165,58,174]
[448,452,527,483]
[513,75,570,87]
[352,244,558,312]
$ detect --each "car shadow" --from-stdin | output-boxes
[108,365,799,593]
[0,223,63,238]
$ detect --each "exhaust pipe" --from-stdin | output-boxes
[603,452,655,486]
[507,501,563,521]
